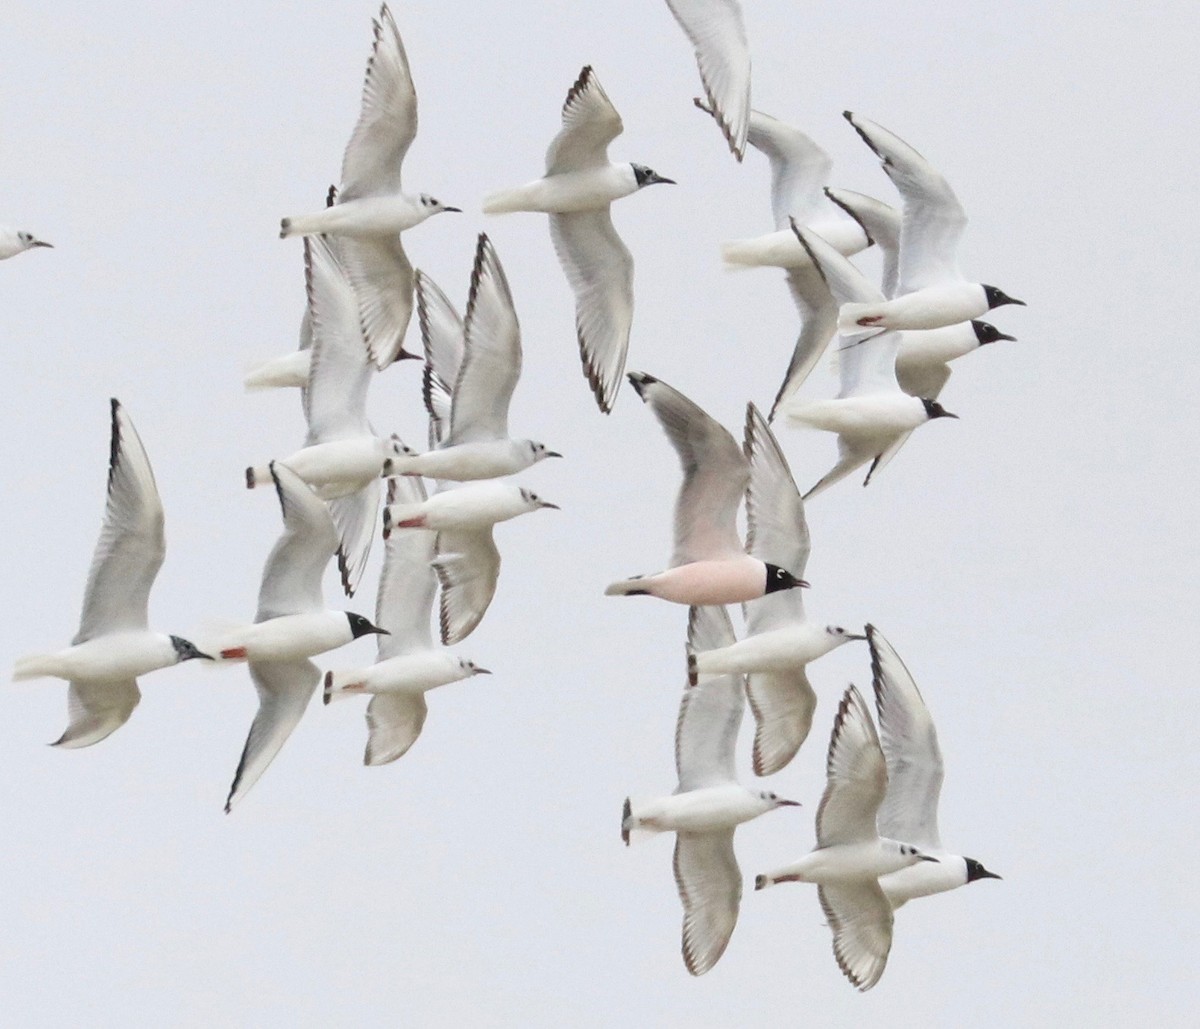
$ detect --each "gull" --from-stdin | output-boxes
[868,625,1001,908]
[605,372,806,604]
[220,462,387,812]
[0,225,53,260]
[621,604,800,975]
[689,404,865,775]
[386,234,561,480]
[13,400,211,746]
[664,1,751,159]
[754,684,938,991]
[482,65,675,413]
[783,226,958,500]
[246,235,411,595]
[694,103,890,417]
[838,112,1024,334]
[279,4,460,369]
[323,475,492,765]
[382,481,560,644]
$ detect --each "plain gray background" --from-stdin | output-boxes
[1,1,1196,1025]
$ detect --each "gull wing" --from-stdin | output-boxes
[768,264,837,418]
[843,112,967,295]
[815,685,888,847]
[327,478,381,599]
[301,236,373,442]
[432,529,500,645]
[825,187,902,299]
[745,668,815,777]
[676,605,742,791]
[545,66,623,174]
[339,3,417,200]
[549,209,633,413]
[447,234,522,445]
[224,659,320,812]
[628,372,748,565]
[674,830,742,975]
[869,625,944,849]
[51,680,141,749]
[75,400,165,642]
[256,463,338,622]
[416,270,464,446]
[745,108,833,228]
[791,224,901,399]
[338,235,416,370]
[364,693,429,766]
[667,1,751,160]
[818,881,894,991]
[375,476,436,659]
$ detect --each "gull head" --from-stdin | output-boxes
[17,230,52,251]
[898,842,940,865]
[170,635,214,662]
[418,194,461,215]
[459,658,492,677]
[759,790,802,810]
[826,625,868,646]
[345,612,389,639]
[965,857,1002,883]
[631,164,676,189]
[519,487,560,512]
[921,398,959,421]
[971,320,1017,345]
[982,284,1026,310]
[524,440,562,464]
[764,564,808,595]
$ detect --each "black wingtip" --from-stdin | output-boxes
[621,797,631,846]
[822,187,875,248]
[323,670,334,706]
[626,371,656,399]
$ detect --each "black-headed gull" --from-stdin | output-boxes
[606,372,806,605]
[220,463,387,812]
[0,225,52,260]
[279,4,460,368]
[783,226,958,500]
[868,625,1001,908]
[13,400,212,746]
[483,66,675,413]
[754,685,938,991]
[622,605,800,975]
[387,234,561,480]
[324,476,492,765]
[838,112,1024,333]
[689,404,865,774]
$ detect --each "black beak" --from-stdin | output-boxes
[473,667,493,676]
[32,240,53,248]
[980,869,1003,881]
[845,633,868,642]
[195,651,216,661]
[995,331,1018,342]
[545,451,563,459]
[539,501,561,510]
[442,206,463,213]
[919,855,940,863]
[776,799,802,807]
[655,176,677,186]
[370,625,390,636]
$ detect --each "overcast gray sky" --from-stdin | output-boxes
[1,1,1196,1025]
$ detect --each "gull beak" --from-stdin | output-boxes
[980,869,1002,881]
[776,799,802,807]
[442,206,463,213]
[539,501,561,510]
[32,239,53,248]
[195,651,216,661]
[545,451,563,459]
[845,633,868,642]
[472,667,492,676]
[995,331,1018,342]
[919,855,940,863]
[656,176,677,186]
[370,625,390,636]
[797,579,810,589]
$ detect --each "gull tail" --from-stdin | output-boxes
[279,213,326,239]
[621,797,632,846]
[245,464,273,489]
[382,502,427,536]
[323,669,367,705]
[481,188,526,215]
[604,576,649,597]
[720,239,773,268]
[620,797,655,846]
[12,653,59,681]
[837,302,888,336]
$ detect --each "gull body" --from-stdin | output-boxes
[387,235,560,481]
[325,476,490,764]
[12,400,211,748]
[278,4,460,368]
[222,463,386,812]
[482,66,674,412]
[248,436,403,500]
[693,406,863,775]
[867,625,1000,909]
[622,606,800,976]
[783,226,957,500]
[0,226,53,259]
[896,319,1015,399]
[383,481,557,534]
[839,111,1023,334]
[754,685,936,991]
[722,220,868,270]
[606,373,805,605]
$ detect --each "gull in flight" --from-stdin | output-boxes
[279,3,460,368]
[606,372,806,604]
[689,404,865,774]
[754,684,938,991]
[324,475,492,765]
[483,65,675,413]
[386,234,561,480]
[13,400,212,746]
[868,625,1001,908]
[220,463,387,812]
[783,226,958,500]
[0,225,52,260]
[837,112,1024,334]
[622,604,800,975]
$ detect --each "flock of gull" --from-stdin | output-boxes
[8,1,1017,993]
